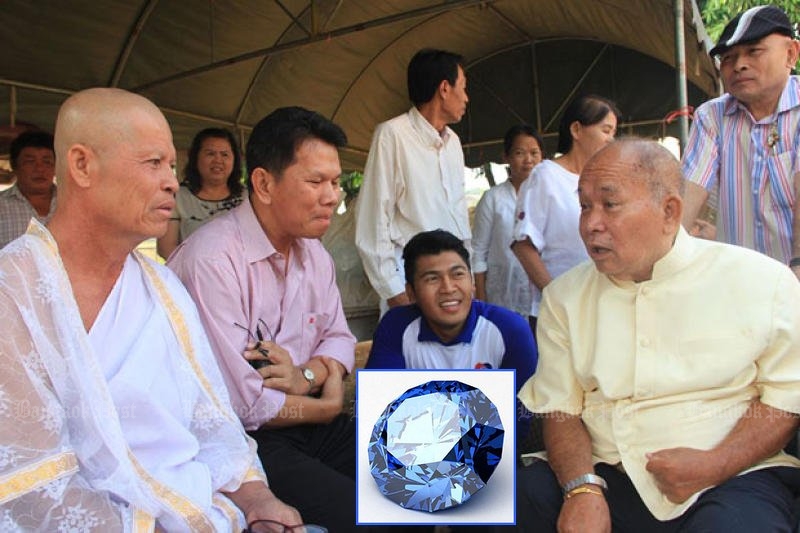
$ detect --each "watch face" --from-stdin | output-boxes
[303,367,315,381]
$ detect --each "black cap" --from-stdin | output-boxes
[710,5,794,57]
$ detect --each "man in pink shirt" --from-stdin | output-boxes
[168,106,357,531]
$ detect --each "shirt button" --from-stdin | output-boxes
[639,338,650,347]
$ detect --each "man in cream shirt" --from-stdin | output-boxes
[517,139,800,532]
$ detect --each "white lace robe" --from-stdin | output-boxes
[0,221,266,531]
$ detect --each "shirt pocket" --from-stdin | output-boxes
[765,150,795,207]
[676,332,763,392]
[300,312,330,359]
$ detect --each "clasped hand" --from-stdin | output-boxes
[244,341,312,394]
[244,342,345,405]
[646,447,717,503]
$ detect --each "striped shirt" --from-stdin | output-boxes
[682,75,800,263]
[0,184,56,249]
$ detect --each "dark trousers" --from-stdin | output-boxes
[248,413,358,532]
[517,460,800,532]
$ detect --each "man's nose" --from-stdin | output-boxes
[582,209,604,232]
[440,275,456,292]
[164,167,179,193]
[321,181,340,205]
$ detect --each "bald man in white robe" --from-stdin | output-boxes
[0,88,300,531]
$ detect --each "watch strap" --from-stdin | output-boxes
[562,473,608,494]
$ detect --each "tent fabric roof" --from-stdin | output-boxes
[0,0,719,168]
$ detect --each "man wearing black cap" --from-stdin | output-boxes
[682,5,800,267]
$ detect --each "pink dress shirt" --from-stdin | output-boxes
[168,200,356,430]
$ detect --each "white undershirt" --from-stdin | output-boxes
[88,256,212,522]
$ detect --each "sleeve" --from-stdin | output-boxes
[681,104,721,191]
[483,304,539,443]
[168,250,287,430]
[0,293,128,531]
[471,188,494,274]
[311,249,356,371]
[354,123,407,300]
[512,167,549,251]
[365,308,412,370]
[755,268,800,413]
[517,284,584,416]
[495,308,538,389]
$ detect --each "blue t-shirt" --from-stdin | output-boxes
[366,300,538,444]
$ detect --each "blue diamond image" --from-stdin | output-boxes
[368,380,504,512]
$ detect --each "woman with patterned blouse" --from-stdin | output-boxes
[157,127,244,259]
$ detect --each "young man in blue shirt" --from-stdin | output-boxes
[366,229,538,448]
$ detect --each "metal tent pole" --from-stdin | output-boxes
[674,0,690,154]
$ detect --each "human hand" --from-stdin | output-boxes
[256,342,308,395]
[241,485,302,527]
[243,341,272,370]
[387,292,411,308]
[646,447,717,503]
[688,219,716,240]
[557,491,611,533]
[316,356,344,419]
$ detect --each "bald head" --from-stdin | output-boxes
[48,88,178,253]
[588,138,685,201]
[54,88,169,178]
[578,138,684,283]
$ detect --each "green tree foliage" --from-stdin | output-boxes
[698,0,800,42]
[698,0,799,71]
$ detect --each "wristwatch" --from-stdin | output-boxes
[300,366,316,392]
[562,473,608,495]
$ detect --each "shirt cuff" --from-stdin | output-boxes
[242,388,287,430]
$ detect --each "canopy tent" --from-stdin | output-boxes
[0,0,719,171]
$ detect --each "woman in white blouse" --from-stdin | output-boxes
[473,125,544,316]
[511,95,619,330]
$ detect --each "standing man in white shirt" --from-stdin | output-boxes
[356,48,471,313]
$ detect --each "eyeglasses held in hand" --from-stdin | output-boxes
[243,520,328,533]
[233,319,274,370]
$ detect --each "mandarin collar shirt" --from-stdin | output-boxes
[472,179,532,315]
[519,227,800,520]
[168,200,355,430]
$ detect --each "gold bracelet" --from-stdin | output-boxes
[565,486,604,500]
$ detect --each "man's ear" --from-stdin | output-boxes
[250,167,274,204]
[67,144,92,188]
[786,39,800,69]
[405,282,416,304]
[663,194,683,231]
[437,78,451,100]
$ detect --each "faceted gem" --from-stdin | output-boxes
[368,380,504,512]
